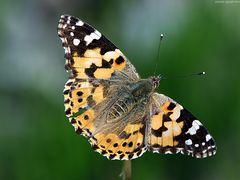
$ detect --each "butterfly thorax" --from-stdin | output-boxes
[107,79,154,122]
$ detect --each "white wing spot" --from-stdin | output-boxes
[195,144,199,147]
[176,148,182,153]
[202,142,205,146]
[165,150,172,154]
[192,120,200,130]
[202,153,207,158]
[90,32,99,39]
[186,120,200,135]
[63,46,70,54]
[187,126,196,135]
[71,26,75,30]
[95,30,102,37]
[58,23,63,29]
[194,120,202,126]
[63,47,68,53]
[195,154,201,158]
[206,134,212,142]
[207,146,212,150]
[185,139,192,145]
[70,32,74,37]
[84,31,101,46]
[76,20,84,26]
[84,35,93,46]
[73,38,80,46]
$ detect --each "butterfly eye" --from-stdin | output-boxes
[150,76,160,88]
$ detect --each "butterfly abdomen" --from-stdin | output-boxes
[107,97,135,121]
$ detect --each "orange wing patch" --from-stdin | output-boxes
[148,93,217,157]
[58,15,140,81]
[70,48,127,79]
[149,100,184,149]
[89,123,147,160]
[63,78,105,117]
[70,108,96,137]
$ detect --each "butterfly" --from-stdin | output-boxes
[57,15,216,160]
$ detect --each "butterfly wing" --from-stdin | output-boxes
[90,122,147,160]
[58,15,141,151]
[148,93,216,158]
[68,87,149,160]
[58,15,139,81]
[90,107,148,160]
[58,15,139,116]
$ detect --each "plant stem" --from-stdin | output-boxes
[121,160,132,180]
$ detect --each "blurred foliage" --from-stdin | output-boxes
[1,0,240,179]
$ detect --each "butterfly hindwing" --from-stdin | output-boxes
[86,92,149,160]
[69,88,148,160]
[148,93,216,158]
[89,121,147,160]
[63,77,111,117]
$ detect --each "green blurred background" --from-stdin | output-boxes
[1,0,240,179]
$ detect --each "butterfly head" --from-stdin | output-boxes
[150,75,161,88]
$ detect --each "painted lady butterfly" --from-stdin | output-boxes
[58,15,216,160]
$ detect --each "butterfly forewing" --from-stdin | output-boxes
[58,15,139,80]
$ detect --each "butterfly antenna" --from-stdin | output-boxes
[154,34,164,76]
[177,71,206,78]
[162,71,206,80]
